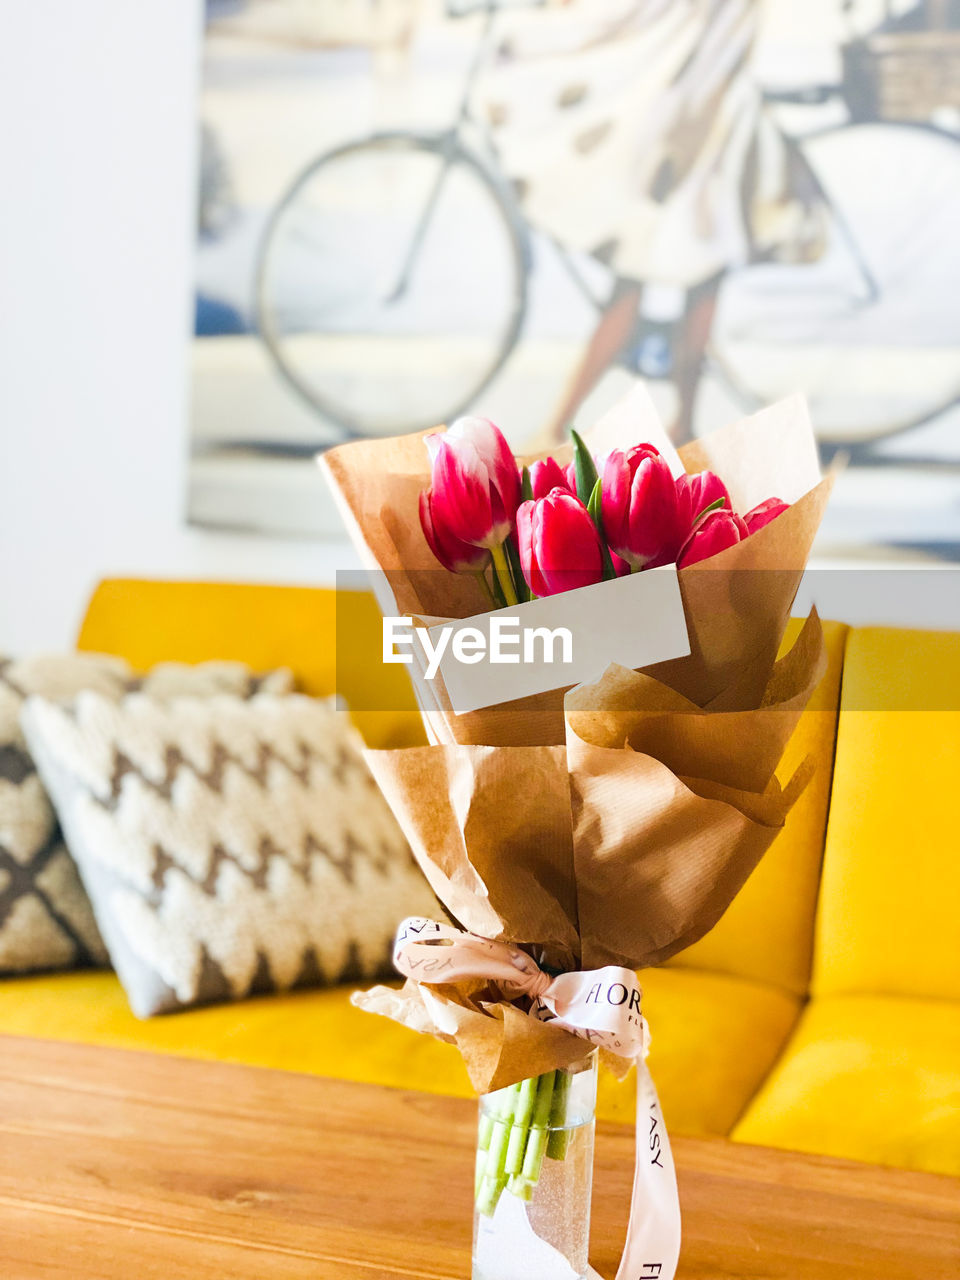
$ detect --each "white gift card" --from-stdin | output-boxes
[420,568,689,715]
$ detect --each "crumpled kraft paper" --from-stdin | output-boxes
[355,608,826,1090]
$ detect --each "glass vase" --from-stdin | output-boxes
[472,1051,598,1280]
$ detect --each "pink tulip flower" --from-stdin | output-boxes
[743,497,789,534]
[419,490,490,575]
[516,489,604,597]
[678,509,749,568]
[600,445,683,570]
[425,416,521,550]
[676,471,731,525]
[529,456,573,501]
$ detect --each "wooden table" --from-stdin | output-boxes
[0,1035,957,1279]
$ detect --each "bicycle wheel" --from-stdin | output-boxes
[256,132,529,439]
[707,121,960,445]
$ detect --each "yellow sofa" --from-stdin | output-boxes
[1,579,957,1178]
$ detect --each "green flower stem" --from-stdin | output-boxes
[478,1110,494,1150]
[475,1067,576,1216]
[490,541,518,607]
[483,1083,519,1179]
[474,570,496,608]
[504,1075,538,1176]
[476,1173,506,1219]
[504,533,531,603]
[477,1082,519,1217]
[546,1068,573,1160]
[520,1071,556,1186]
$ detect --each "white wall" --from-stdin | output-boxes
[0,1,355,655]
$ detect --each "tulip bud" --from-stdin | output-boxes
[676,471,731,525]
[743,497,789,534]
[600,444,683,570]
[516,489,604,598]
[529,456,572,501]
[419,490,490,575]
[678,508,748,568]
[425,416,521,550]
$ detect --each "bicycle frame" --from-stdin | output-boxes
[390,0,611,314]
[707,100,960,458]
[387,6,501,301]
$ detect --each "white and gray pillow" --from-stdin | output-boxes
[22,692,435,1016]
[0,654,294,975]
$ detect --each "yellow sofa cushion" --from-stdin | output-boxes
[732,994,960,1176]
[666,618,848,998]
[0,965,799,1136]
[77,579,426,751]
[602,967,801,1136]
[814,627,960,1002]
[0,970,473,1095]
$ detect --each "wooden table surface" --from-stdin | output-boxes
[0,1035,957,1279]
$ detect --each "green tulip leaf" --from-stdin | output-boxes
[693,496,726,525]
[521,465,534,504]
[587,476,603,526]
[587,476,617,581]
[570,429,599,506]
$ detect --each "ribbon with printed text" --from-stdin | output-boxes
[394,917,682,1280]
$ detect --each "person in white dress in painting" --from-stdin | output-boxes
[477,0,824,441]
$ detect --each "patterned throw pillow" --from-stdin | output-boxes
[21,692,435,1016]
[0,655,130,972]
[0,655,294,975]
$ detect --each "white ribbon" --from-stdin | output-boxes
[394,918,682,1280]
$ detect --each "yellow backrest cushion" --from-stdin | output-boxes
[666,618,848,997]
[79,581,848,998]
[814,626,960,1001]
[77,579,426,750]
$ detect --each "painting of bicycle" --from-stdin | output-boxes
[190,0,960,562]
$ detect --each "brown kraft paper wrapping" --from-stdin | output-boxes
[354,608,827,1090]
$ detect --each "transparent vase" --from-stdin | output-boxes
[472,1051,598,1280]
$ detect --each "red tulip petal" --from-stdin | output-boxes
[419,488,488,574]
[529,456,570,501]
[677,509,743,568]
[448,415,521,520]
[600,450,633,558]
[743,497,789,534]
[536,491,603,595]
[431,436,495,548]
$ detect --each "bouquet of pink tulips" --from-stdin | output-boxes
[322,385,834,1279]
[323,385,830,746]
[419,414,790,607]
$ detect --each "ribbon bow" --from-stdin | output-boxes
[394,918,682,1280]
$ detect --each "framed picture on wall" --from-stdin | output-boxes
[188,0,960,563]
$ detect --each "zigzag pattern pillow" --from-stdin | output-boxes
[22,692,435,1015]
[0,655,294,975]
[0,655,129,973]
